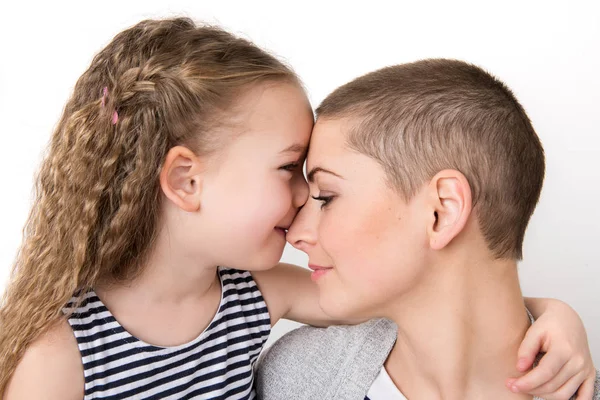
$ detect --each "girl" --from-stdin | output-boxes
[0,18,594,400]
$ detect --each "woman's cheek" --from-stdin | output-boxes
[319,213,348,262]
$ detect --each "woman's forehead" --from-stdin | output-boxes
[307,118,348,164]
[306,123,388,186]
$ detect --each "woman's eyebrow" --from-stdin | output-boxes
[307,167,344,183]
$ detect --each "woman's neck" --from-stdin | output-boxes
[384,251,532,400]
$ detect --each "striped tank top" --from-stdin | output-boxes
[64,267,271,399]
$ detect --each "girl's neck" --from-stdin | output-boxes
[94,226,222,347]
[102,215,220,302]
[117,246,218,305]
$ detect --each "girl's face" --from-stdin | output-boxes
[197,82,313,270]
[287,118,431,320]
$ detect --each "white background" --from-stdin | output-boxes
[0,1,598,364]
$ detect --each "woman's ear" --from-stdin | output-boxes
[159,146,204,212]
[426,169,473,250]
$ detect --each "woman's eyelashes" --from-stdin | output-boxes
[311,194,335,209]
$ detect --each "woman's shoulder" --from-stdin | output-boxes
[256,318,397,400]
[4,318,83,400]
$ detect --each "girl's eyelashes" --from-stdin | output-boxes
[311,195,334,209]
[279,162,300,172]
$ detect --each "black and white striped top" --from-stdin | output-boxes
[64,267,271,399]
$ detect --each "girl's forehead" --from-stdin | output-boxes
[218,84,312,154]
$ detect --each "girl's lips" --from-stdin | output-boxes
[275,227,287,236]
[308,264,333,281]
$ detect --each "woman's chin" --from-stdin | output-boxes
[319,296,367,322]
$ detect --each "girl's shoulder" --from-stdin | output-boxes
[4,318,83,400]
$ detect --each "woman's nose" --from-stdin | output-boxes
[286,201,317,252]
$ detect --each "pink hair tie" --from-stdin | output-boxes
[101,86,118,125]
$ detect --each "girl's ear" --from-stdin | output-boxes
[159,146,204,212]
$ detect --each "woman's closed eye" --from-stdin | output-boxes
[311,194,334,209]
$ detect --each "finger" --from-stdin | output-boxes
[526,358,584,395]
[512,352,568,393]
[505,378,517,392]
[541,372,588,400]
[516,324,547,372]
[575,373,596,400]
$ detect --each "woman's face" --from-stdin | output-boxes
[287,118,431,320]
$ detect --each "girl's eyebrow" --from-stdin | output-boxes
[280,144,307,154]
[307,167,344,183]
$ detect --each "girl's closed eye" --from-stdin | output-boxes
[311,194,335,209]
[279,162,300,173]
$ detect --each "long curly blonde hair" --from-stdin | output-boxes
[0,17,298,392]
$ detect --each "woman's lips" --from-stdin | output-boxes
[308,264,333,281]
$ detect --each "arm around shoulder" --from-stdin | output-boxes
[4,318,84,400]
[253,262,362,327]
[252,262,328,326]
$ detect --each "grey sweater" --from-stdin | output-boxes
[256,319,600,400]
